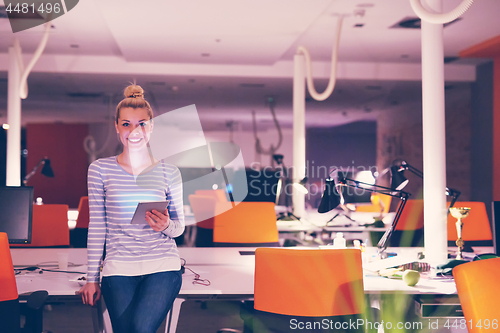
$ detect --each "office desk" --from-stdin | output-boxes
[12,247,490,332]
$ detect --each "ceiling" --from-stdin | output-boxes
[0,0,498,131]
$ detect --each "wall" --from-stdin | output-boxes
[377,83,472,202]
[471,61,494,216]
[26,123,89,208]
[305,121,377,207]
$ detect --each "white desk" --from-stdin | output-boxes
[12,247,491,332]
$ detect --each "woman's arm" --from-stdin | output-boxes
[161,164,185,238]
[86,160,107,283]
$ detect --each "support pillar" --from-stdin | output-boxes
[6,45,22,186]
[421,0,448,266]
[293,54,306,218]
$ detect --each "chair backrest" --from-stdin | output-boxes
[189,195,218,229]
[75,196,90,229]
[395,199,424,231]
[356,194,392,214]
[447,201,492,242]
[254,248,365,317]
[11,204,69,247]
[0,232,18,302]
[194,189,228,203]
[213,202,279,246]
[453,257,500,333]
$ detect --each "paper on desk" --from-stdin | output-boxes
[363,254,418,272]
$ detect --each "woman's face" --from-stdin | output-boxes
[115,107,153,151]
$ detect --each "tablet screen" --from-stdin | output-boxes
[130,201,169,224]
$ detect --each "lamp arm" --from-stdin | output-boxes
[404,163,424,178]
[23,158,46,185]
[447,187,461,209]
[340,177,410,200]
[377,196,409,252]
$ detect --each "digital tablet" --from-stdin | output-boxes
[130,201,169,224]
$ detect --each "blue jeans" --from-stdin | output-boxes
[101,270,182,333]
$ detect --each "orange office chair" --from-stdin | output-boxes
[0,232,48,333]
[11,204,69,247]
[231,248,367,333]
[189,190,229,247]
[213,202,279,247]
[189,194,218,247]
[195,189,228,203]
[70,196,89,248]
[453,257,500,333]
[389,199,424,247]
[447,201,492,247]
[356,194,392,214]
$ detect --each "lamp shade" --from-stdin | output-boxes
[318,179,341,213]
[390,166,408,191]
[41,159,54,178]
[293,177,308,194]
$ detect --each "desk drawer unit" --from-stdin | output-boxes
[415,295,464,318]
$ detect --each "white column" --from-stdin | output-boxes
[421,0,448,266]
[6,45,22,186]
[293,54,306,218]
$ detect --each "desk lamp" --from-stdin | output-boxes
[273,154,300,221]
[318,171,410,256]
[23,156,54,186]
[390,159,461,209]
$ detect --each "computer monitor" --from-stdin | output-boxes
[0,186,34,244]
[234,168,280,202]
[492,201,500,256]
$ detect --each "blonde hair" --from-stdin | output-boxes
[115,84,153,123]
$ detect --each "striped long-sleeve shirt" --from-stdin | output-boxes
[86,156,185,283]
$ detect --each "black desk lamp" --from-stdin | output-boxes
[23,156,54,186]
[390,160,461,209]
[273,154,301,221]
[318,172,410,255]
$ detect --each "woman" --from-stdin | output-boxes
[79,84,185,333]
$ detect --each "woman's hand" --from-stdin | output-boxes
[146,208,170,232]
[79,282,101,306]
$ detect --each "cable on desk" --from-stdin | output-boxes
[180,258,211,286]
[184,267,211,286]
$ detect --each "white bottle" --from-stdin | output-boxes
[332,232,346,248]
[35,197,43,205]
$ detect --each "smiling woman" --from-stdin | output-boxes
[78,84,185,333]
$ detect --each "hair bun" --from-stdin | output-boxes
[124,84,144,99]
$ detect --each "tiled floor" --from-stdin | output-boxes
[41,300,244,333]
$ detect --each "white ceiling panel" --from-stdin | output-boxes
[98,0,333,64]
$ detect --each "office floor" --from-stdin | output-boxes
[41,300,244,333]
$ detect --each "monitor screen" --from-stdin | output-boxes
[234,168,280,203]
[0,186,33,244]
[492,201,500,256]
